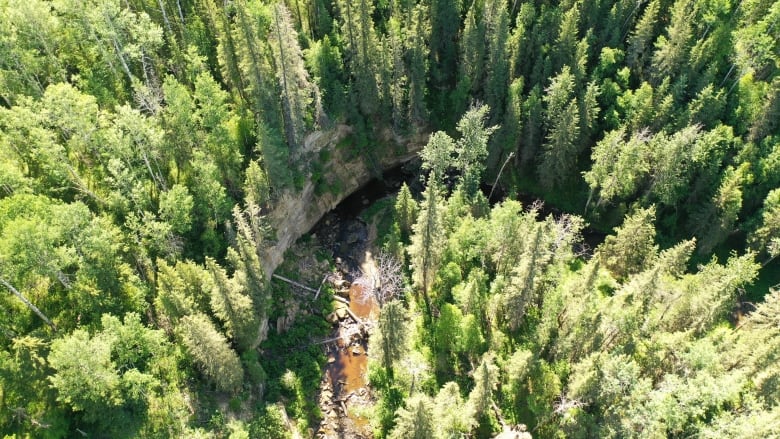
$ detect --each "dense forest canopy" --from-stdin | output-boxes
[1,0,779,437]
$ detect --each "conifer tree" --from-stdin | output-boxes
[647,125,701,205]
[584,128,651,210]
[409,182,443,311]
[270,2,321,150]
[243,160,271,208]
[454,2,486,115]
[205,257,258,352]
[203,0,247,104]
[406,5,429,126]
[467,355,499,421]
[484,0,510,126]
[433,382,473,436]
[386,17,408,133]
[627,0,660,75]
[374,300,407,374]
[553,6,580,75]
[492,77,524,170]
[337,0,381,116]
[394,183,418,239]
[178,313,244,392]
[749,188,780,263]
[521,85,544,167]
[692,165,746,254]
[538,66,582,189]
[662,254,758,334]
[508,3,535,82]
[502,224,543,331]
[154,259,199,331]
[454,104,498,201]
[228,204,270,345]
[429,0,460,92]
[389,395,435,439]
[651,0,694,85]
[420,131,455,184]
[598,206,658,281]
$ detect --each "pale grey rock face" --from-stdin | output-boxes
[261,125,426,278]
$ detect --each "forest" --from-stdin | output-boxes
[0,0,779,437]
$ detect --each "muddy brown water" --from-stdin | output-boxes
[322,283,378,436]
[326,285,375,393]
[312,162,608,437]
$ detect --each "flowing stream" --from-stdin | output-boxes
[313,212,382,438]
[307,162,609,438]
[311,176,402,438]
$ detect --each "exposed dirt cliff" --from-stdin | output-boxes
[261,126,427,279]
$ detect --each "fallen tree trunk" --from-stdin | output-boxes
[0,277,56,331]
[272,274,319,294]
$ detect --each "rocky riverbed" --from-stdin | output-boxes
[313,213,381,438]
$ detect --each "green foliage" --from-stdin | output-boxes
[46,312,176,436]
[372,300,408,374]
[749,188,780,261]
[394,183,418,239]
[598,206,658,281]
[3,0,780,437]
[454,105,498,200]
[206,257,258,352]
[178,313,244,393]
[159,184,194,234]
[249,404,293,439]
[389,394,435,439]
[49,329,124,418]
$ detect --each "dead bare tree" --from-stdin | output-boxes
[354,250,403,308]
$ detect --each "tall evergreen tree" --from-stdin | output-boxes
[406,5,430,126]
[598,206,658,281]
[409,182,444,311]
[178,313,244,392]
[394,183,418,239]
[373,300,408,374]
[626,0,660,76]
[429,0,460,122]
[467,355,499,421]
[389,395,435,439]
[538,66,580,189]
[454,104,498,201]
[205,257,258,352]
[270,2,322,150]
[484,0,510,126]
[337,0,381,116]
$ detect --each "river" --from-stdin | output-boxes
[307,162,608,438]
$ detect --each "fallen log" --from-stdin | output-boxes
[314,274,329,300]
[1,277,57,331]
[345,307,361,323]
[272,274,318,293]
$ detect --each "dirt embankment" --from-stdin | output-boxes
[261,126,426,280]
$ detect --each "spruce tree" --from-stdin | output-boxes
[394,183,418,239]
[270,2,321,150]
[205,257,258,352]
[389,395,435,439]
[374,300,407,374]
[178,313,244,392]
